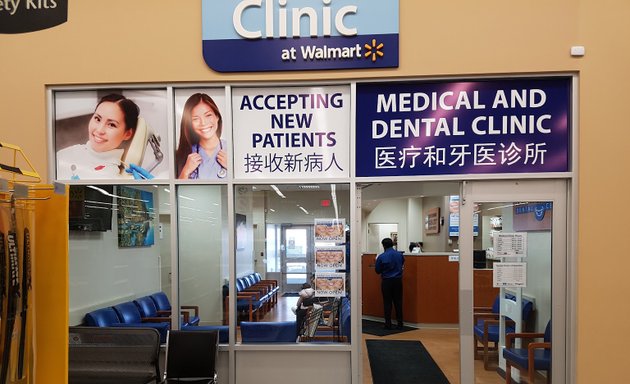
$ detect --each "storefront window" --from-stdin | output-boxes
[177,185,228,332]
[233,183,351,343]
[68,184,168,327]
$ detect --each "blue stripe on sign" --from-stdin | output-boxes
[203,34,399,72]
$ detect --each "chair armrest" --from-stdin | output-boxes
[155,310,191,324]
[142,316,174,327]
[473,313,499,324]
[473,306,493,313]
[528,341,551,352]
[237,291,262,300]
[506,332,545,348]
[181,305,199,317]
[528,342,551,368]
[243,286,269,295]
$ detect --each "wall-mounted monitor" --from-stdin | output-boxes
[69,185,114,232]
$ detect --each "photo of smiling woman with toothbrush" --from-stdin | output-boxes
[176,92,228,179]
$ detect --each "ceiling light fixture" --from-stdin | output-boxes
[271,185,286,198]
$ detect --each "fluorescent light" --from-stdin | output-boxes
[86,185,148,203]
[298,205,309,214]
[179,195,194,201]
[271,185,286,198]
[331,184,339,222]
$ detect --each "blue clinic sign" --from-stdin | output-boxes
[202,0,399,72]
[355,77,571,177]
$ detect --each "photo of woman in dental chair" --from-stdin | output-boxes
[175,92,228,179]
[54,89,168,181]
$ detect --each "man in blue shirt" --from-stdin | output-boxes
[375,237,405,329]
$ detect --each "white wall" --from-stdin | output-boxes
[500,206,551,332]
[406,197,424,247]
[364,199,407,253]
[68,186,161,325]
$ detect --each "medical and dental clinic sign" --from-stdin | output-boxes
[232,85,350,179]
[355,77,571,177]
[202,0,399,72]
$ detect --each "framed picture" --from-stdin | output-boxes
[390,232,398,249]
[117,187,155,247]
[425,207,440,235]
[314,218,346,242]
[236,213,247,250]
[315,246,346,271]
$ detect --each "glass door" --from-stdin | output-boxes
[459,180,567,384]
[280,224,314,293]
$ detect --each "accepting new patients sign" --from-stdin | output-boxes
[202,0,399,72]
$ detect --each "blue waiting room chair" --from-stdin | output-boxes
[503,319,551,384]
[473,294,534,370]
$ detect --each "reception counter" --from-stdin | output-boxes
[361,253,498,325]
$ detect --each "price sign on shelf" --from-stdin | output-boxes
[493,232,527,258]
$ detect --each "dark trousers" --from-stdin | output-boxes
[381,277,403,327]
[296,307,309,338]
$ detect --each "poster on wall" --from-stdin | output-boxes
[54,89,169,181]
[232,85,350,179]
[425,207,440,234]
[236,213,247,251]
[174,88,229,180]
[448,196,479,236]
[355,77,571,177]
[315,246,346,271]
[117,187,155,247]
[493,232,527,258]
[314,272,346,297]
[513,202,552,231]
[493,262,527,288]
[314,218,346,242]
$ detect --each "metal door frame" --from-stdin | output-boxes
[280,224,314,292]
[458,179,568,384]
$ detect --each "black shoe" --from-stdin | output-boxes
[396,324,404,329]
[383,324,392,330]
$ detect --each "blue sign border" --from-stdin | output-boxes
[355,77,572,177]
[202,0,399,72]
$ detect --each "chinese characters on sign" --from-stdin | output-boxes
[232,86,350,179]
[356,78,571,177]
[375,142,550,171]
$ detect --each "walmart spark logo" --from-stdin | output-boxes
[364,39,384,62]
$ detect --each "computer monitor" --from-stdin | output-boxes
[473,250,487,269]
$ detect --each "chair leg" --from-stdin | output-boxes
[473,336,480,360]
[505,363,512,384]
[482,336,490,370]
